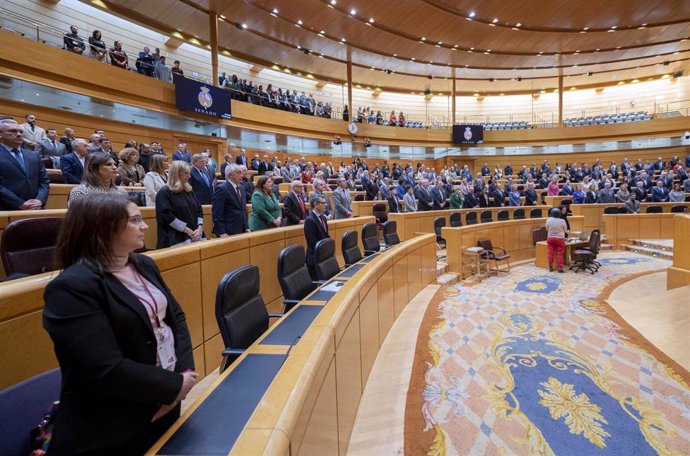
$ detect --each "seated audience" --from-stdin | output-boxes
[43,193,197,455]
[155,160,204,248]
[144,154,169,206]
[249,175,282,231]
[212,163,249,236]
[68,152,128,207]
[118,147,146,186]
[63,25,85,55]
[60,138,89,184]
[0,118,50,210]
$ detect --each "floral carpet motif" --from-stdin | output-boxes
[407,252,690,456]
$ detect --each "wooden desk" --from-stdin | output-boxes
[146,234,437,456]
[535,239,588,269]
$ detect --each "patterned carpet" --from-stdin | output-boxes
[405,252,690,456]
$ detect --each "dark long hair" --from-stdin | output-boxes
[55,193,131,270]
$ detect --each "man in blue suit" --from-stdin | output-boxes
[172,143,191,163]
[651,180,669,202]
[59,138,89,184]
[212,163,249,236]
[0,119,50,210]
[189,153,213,204]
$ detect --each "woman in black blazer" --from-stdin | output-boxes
[155,160,204,248]
[43,193,197,455]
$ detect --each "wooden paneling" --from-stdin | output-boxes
[668,215,690,289]
[571,202,690,234]
[603,213,677,249]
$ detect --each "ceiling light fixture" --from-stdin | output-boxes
[516,22,522,27]
[492,18,498,23]
[330,0,336,4]
[272,8,278,14]
[469,11,476,18]
[297,19,303,25]
[368,18,375,23]
[350,8,356,15]
[241,23,247,29]
[421,36,426,41]
[341,37,346,42]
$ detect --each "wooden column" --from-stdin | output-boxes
[209,12,219,86]
[451,67,457,125]
[346,47,353,121]
[557,56,563,127]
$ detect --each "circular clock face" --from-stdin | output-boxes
[348,122,358,134]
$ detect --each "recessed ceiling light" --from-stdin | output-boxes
[241,23,247,28]
[350,8,356,15]
[330,0,336,4]
[611,25,618,29]
[272,8,278,14]
[453,44,458,48]
[393,53,397,57]
[411,57,415,60]
[583,26,589,31]
[297,19,303,25]
[319,30,325,34]
[368,18,375,23]
[421,36,426,41]
[492,18,498,23]
[341,37,346,42]
[516,22,522,27]
[469,11,476,18]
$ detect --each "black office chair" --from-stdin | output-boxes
[372,203,388,226]
[645,205,662,213]
[603,206,619,214]
[465,211,478,225]
[480,210,493,223]
[571,230,601,274]
[382,220,400,246]
[618,207,628,214]
[361,223,380,255]
[277,245,317,312]
[342,230,363,267]
[215,265,282,372]
[449,212,462,227]
[127,191,146,207]
[314,238,341,281]
[497,210,509,221]
[530,208,543,218]
[513,208,525,220]
[671,205,687,213]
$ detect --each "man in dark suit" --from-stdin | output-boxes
[0,119,50,210]
[250,154,261,171]
[430,180,446,210]
[462,186,478,208]
[362,171,378,200]
[490,184,505,206]
[415,179,434,211]
[257,155,273,176]
[379,177,399,213]
[524,183,538,206]
[235,148,248,167]
[304,194,330,279]
[284,181,308,225]
[189,153,213,205]
[212,163,249,236]
[632,181,648,202]
[60,138,89,184]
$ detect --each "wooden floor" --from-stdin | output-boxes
[607,271,690,371]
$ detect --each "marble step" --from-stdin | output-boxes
[629,239,674,253]
[436,272,459,286]
[621,244,674,260]
[436,262,448,276]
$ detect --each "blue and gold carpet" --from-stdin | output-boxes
[405,252,690,456]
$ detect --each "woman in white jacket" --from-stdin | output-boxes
[143,154,169,206]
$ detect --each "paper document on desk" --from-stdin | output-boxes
[320,280,346,293]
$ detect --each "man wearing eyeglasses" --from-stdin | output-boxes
[0,119,50,210]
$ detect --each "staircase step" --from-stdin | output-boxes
[436,263,448,276]
[599,243,614,251]
[629,239,673,252]
[436,273,459,286]
[621,244,673,260]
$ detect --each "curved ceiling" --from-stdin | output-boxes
[89,0,690,94]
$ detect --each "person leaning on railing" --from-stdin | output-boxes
[88,30,107,62]
[63,25,85,55]
[109,40,129,69]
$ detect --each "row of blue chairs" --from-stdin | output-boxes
[565,111,650,127]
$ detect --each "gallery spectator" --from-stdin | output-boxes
[136,46,155,76]
[171,60,184,77]
[155,56,172,82]
[88,30,106,61]
[109,41,128,69]
[63,25,85,55]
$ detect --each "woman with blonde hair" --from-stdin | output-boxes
[68,152,128,207]
[118,147,146,186]
[155,160,203,248]
[144,154,170,206]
